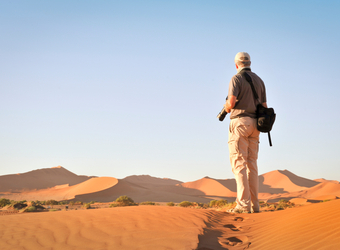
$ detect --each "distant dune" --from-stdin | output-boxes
[178,177,237,197]
[73,178,209,203]
[299,182,340,198]
[314,178,340,184]
[259,169,320,193]
[0,166,339,203]
[0,166,91,192]
[1,177,118,201]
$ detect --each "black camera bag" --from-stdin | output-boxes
[256,104,276,132]
[243,72,276,146]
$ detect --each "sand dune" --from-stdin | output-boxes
[259,169,320,193]
[0,167,339,204]
[213,178,237,192]
[123,175,182,187]
[0,166,91,192]
[314,178,340,184]
[299,182,340,199]
[73,178,210,203]
[179,177,237,197]
[1,177,118,201]
[268,182,340,203]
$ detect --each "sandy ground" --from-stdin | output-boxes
[0,206,210,250]
[247,199,340,250]
[1,200,340,250]
[198,199,340,250]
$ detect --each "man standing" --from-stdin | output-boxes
[224,52,267,213]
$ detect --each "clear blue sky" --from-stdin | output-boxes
[1,0,340,182]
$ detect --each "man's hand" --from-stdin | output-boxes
[224,95,237,113]
[224,104,231,113]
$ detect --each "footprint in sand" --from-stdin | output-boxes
[220,235,250,247]
[233,216,245,222]
[223,224,240,231]
[224,223,251,232]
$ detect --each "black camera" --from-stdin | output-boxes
[217,96,228,121]
[217,107,228,121]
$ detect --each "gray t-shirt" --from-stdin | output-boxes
[228,69,266,119]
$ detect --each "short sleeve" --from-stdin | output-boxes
[228,75,240,97]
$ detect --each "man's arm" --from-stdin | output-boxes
[224,95,237,113]
[224,96,267,113]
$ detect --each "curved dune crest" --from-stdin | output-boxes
[73,179,209,203]
[65,177,118,196]
[261,170,320,193]
[301,182,340,199]
[0,177,118,202]
[314,178,340,184]
[0,166,91,192]
[0,167,339,203]
[123,175,182,187]
[48,177,119,200]
[179,177,236,197]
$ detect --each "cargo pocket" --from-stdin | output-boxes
[228,133,240,156]
[248,138,259,161]
[229,123,249,158]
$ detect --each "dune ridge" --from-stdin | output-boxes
[0,167,339,203]
[314,178,340,184]
[0,166,92,192]
[178,177,237,197]
[1,177,118,202]
[260,169,320,193]
[72,178,210,203]
[299,182,340,198]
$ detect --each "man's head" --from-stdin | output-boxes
[234,52,251,70]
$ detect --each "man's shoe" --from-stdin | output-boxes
[227,208,251,214]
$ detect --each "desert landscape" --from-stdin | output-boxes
[1,166,340,249]
[1,166,339,204]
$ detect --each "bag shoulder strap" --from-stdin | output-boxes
[242,71,260,103]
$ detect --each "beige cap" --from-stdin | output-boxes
[234,52,251,66]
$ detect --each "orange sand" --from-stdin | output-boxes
[0,206,211,250]
[198,199,340,249]
[248,199,340,250]
[1,200,340,250]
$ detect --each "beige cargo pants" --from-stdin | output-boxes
[228,116,260,212]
